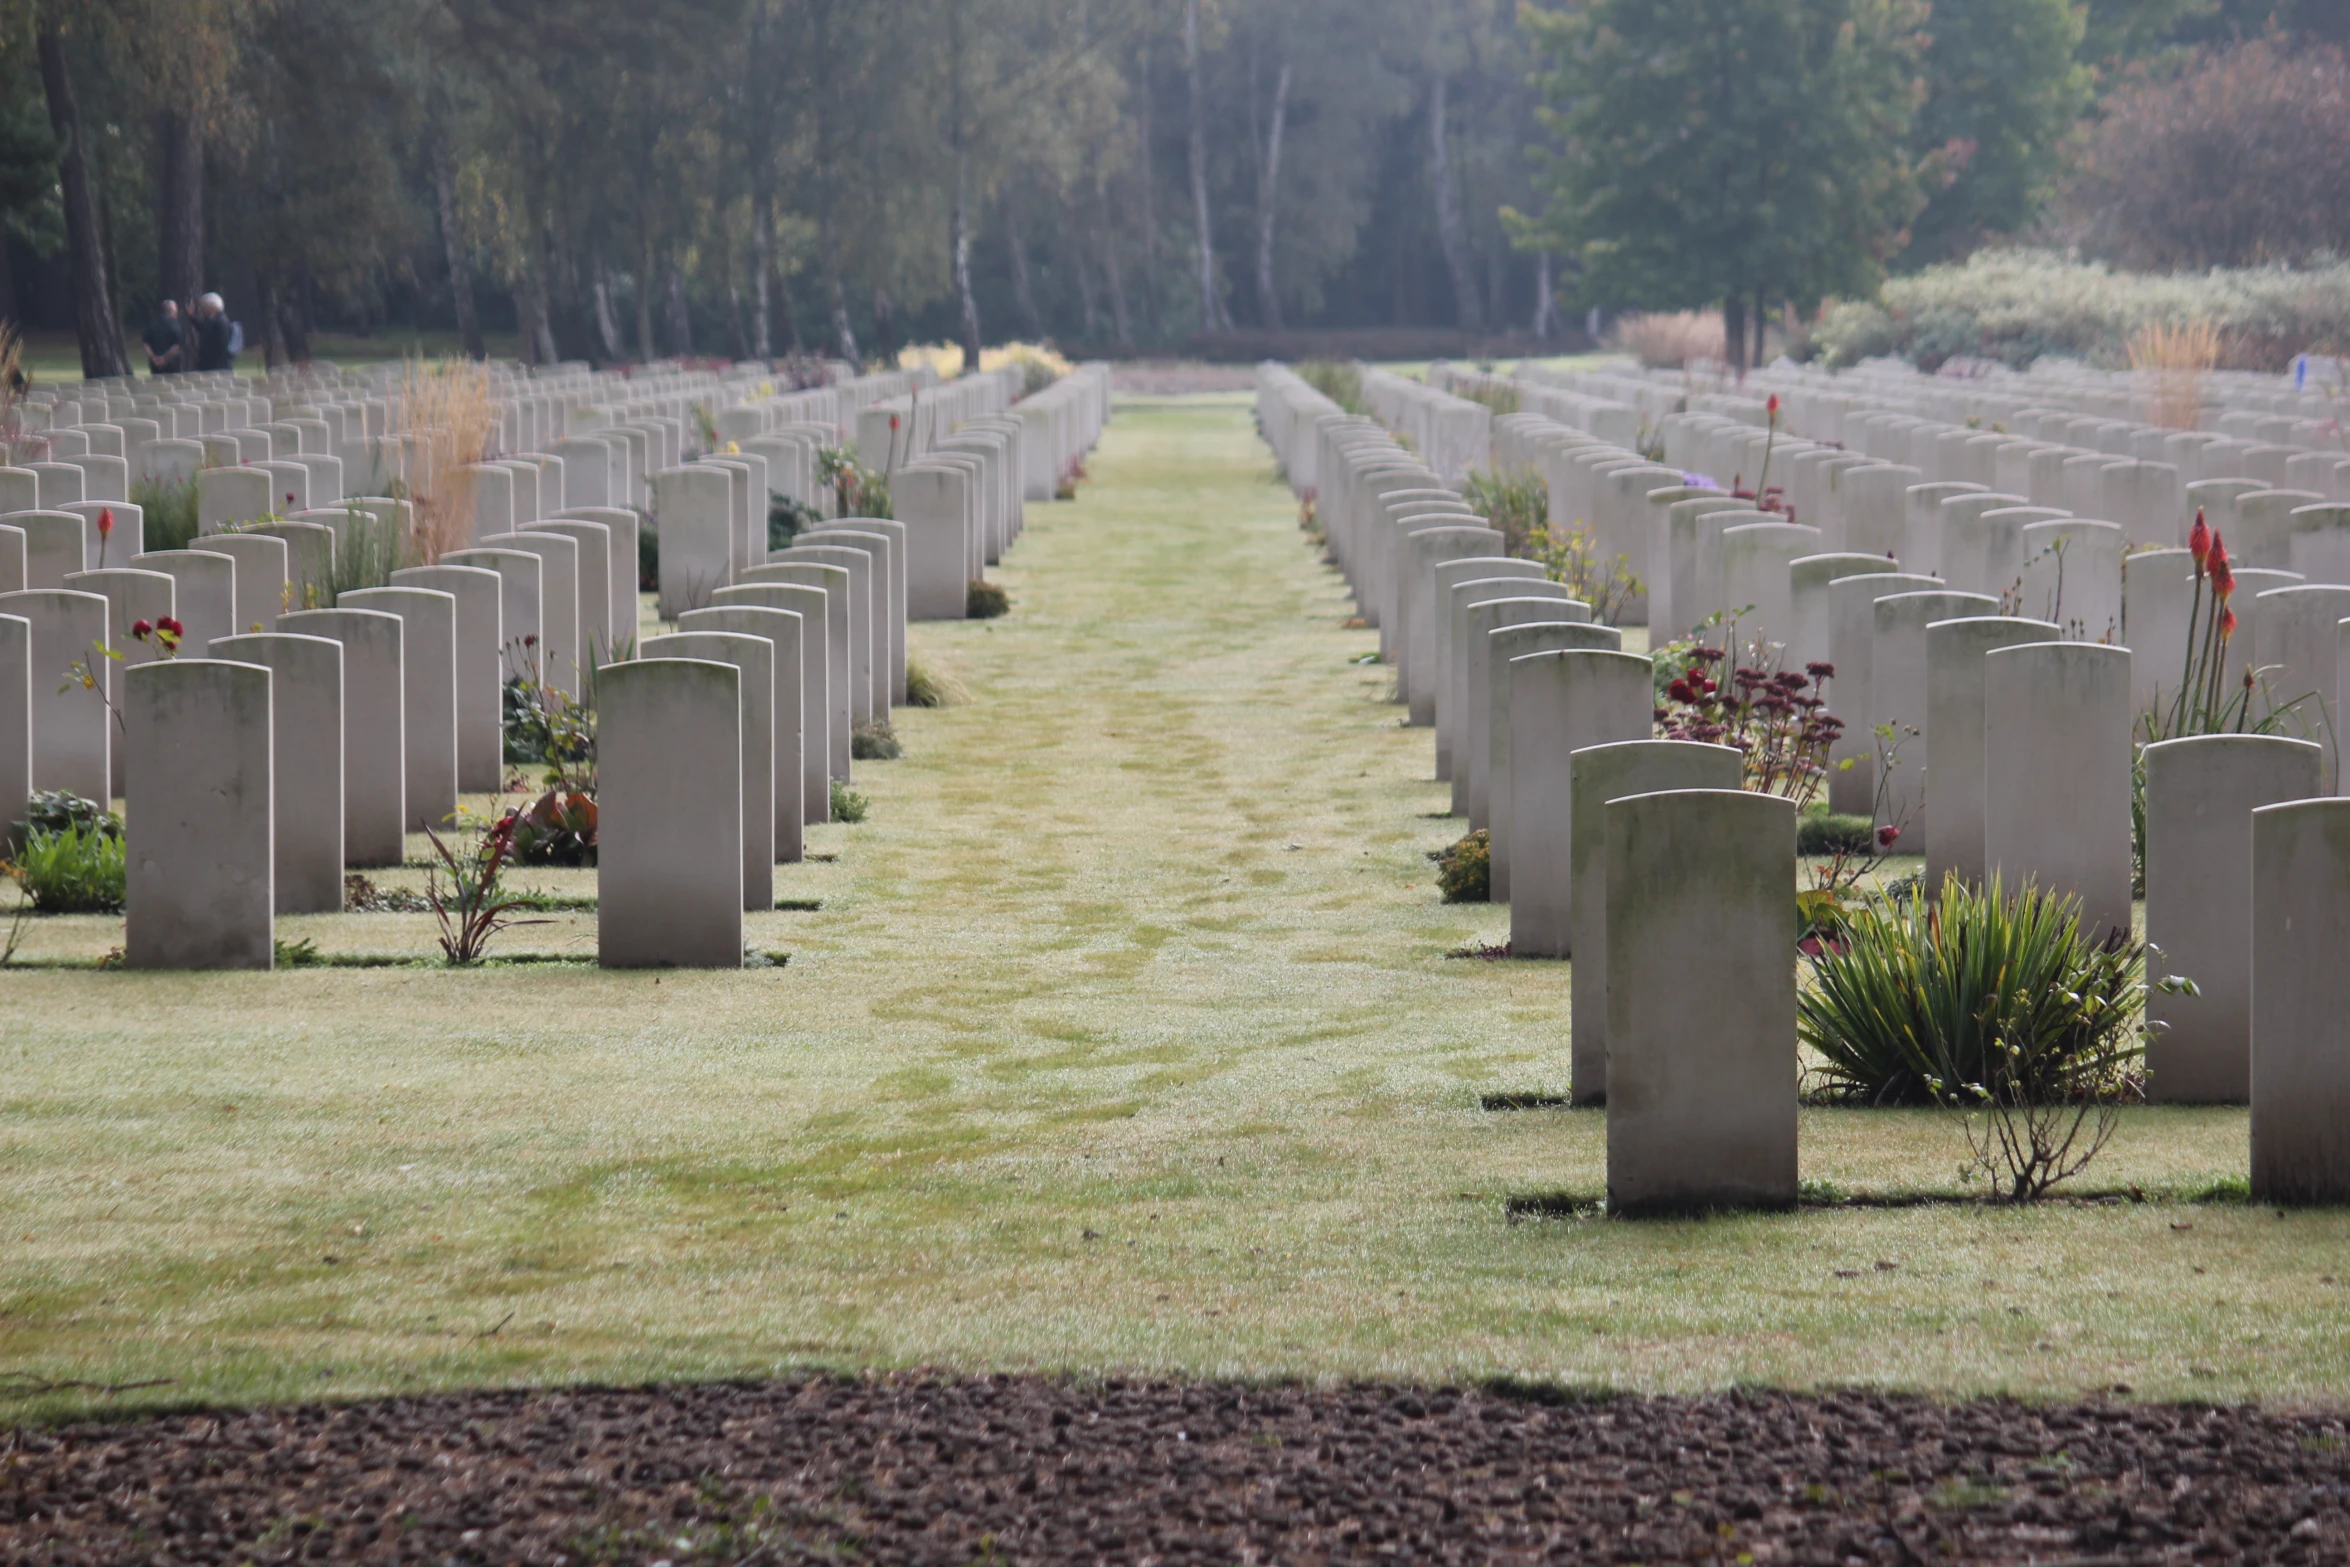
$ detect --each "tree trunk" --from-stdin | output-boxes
[953,151,982,373]
[156,109,204,308]
[592,263,625,362]
[1098,179,1133,347]
[636,229,657,362]
[258,273,288,369]
[1427,75,1484,334]
[1008,205,1044,342]
[37,9,127,379]
[1184,0,1224,334]
[1532,251,1555,339]
[872,288,897,367]
[0,239,17,331]
[665,264,693,357]
[773,256,803,354]
[727,282,751,362]
[1254,60,1290,332]
[750,191,774,360]
[1751,287,1767,370]
[433,146,483,359]
[283,269,312,363]
[1723,290,1747,377]
[1137,36,1161,333]
[1074,236,1100,343]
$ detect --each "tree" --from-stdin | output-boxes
[33,2,128,375]
[1901,0,2091,264]
[2062,39,2350,268]
[1519,0,1930,369]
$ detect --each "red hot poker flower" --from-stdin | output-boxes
[2221,607,2239,639]
[1766,393,1780,418]
[2209,535,2235,600]
[2188,508,2209,572]
[96,506,114,539]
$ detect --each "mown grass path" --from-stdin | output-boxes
[1,394,2338,1418]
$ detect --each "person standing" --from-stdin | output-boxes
[141,299,185,375]
[192,292,235,372]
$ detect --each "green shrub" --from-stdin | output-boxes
[1799,875,2144,1109]
[830,779,869,823]
[1810,249,2350,371]
[12,824,126,913]
[132,477,200,553]
[904,654,967,708]
[769,495,821,552]
[1437,830,1490,903]
[1462,466,1547,557]
[18,790,117,840]
[1298,360,1366,415]
[852,720,902,760]
[1797,812,1878,856]
[966,579,1009,619]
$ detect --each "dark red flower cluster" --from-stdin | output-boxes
[1654,649,1842,802]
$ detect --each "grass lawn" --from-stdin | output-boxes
[3,391,2344,1426]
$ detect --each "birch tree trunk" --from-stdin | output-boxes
[1008,206,1044,342]
[1254,60,1290,332]
[1427,75,1484,333]
[433,145,484,360]
[1184,0,1225,334]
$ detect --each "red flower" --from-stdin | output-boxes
[96,506,114,539]
[2221,607,2239,639]
[1877,824,1900,848]
[285,493,296,507]
[1766,393,1780,418]
[2188,508,2209,572]
[2209,536,2235,600]
[130,618,153,640]
[159,616,183,638]
[889,414,901,431]
[1805,660,1836,681]
[1668,678,1696,703]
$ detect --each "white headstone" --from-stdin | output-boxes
[2250,798,2350,1203]
[124,658,274,969]
[641,631,775,909]
[279,608,406,866]
[1505,647,1654,957]
[210,632,344,912]
[598,657,744,968]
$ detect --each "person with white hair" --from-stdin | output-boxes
[193,291,234,372]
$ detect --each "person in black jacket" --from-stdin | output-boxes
[192,292,234,372]
[141,300,185,375]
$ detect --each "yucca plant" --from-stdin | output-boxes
[1800,875,2158,1200]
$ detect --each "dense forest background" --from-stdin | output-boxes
[1,0,2344,372]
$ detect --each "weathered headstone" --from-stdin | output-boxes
[1982,641,2133,936]
[2250,798,2350,1203]
[279,608,406,866]
[1505,647,1654,957]
[523,518,615,669]
[653,465,735,619]
[680,604,808,860]
[124,658,274,969]
[188,530,288,633]
[340,587,459,833]
[1870,590,1999,843]
[598,657,744,968]
[210,632,344,912]
[62,566,175,796]
[480,530,581,699]
[2144,733,2322,1103]
[1924,614,2061,890]
[741,562,854,768]
[641,631,775,909]
[1606,788,1798,1214]
[129,549,235,652]
[392,563,504,793]
[1482,622,1623,892]
[709,582,832,813]
[440,547,542,684]
[1568,740,1744,1105]
[0,611,27,844]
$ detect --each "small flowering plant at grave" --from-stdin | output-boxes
[1653,647,1842,804]
[500,635,598,867]
[423,811,549,965]
[1726,394,1795,522]
[2142,509,2314,743]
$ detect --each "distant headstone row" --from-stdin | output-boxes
[1256,354,2350,1209]
[2,353,1110,975]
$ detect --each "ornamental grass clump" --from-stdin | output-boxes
[1799,875,2166,1201]
[9,822,126,914]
